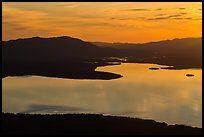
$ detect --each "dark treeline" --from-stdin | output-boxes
[2,113,201,135]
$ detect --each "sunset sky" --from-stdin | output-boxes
[2,2,202,43]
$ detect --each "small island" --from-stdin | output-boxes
[186,74,195,77]
[149,67,160,70]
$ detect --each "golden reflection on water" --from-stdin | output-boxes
[2,63,202,127]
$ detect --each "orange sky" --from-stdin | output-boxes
[2,2,202,43]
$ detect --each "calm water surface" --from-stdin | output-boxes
[2,63,202,127]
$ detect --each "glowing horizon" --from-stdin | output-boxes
[2,2,202,43]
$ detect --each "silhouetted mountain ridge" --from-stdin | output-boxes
[3,36,110,64]
[92,37,201,49]
[92,37,202,69]
[3,36,90,46]
[2,36,202,79]
[2,36,122,79]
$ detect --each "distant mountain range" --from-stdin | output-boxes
[92,37,202,69]
[2,36,202,79]
[92,38,201,49]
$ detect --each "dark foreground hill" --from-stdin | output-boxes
[2,113,201,135]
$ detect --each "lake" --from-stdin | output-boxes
[2,63,202,128]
